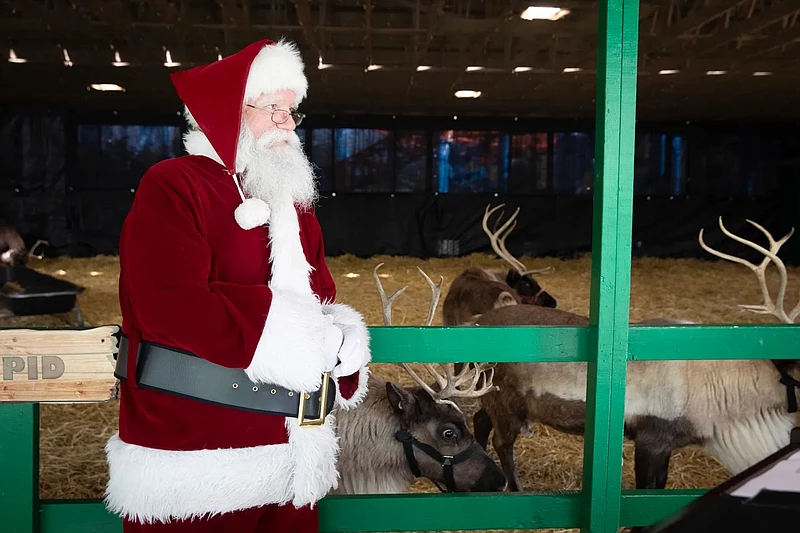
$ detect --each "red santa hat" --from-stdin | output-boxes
[170,39,309,230]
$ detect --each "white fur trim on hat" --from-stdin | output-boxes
[245,39,308,105]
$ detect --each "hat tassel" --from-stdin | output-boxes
[230,172,271,230]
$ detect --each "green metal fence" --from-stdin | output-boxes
[1,0,798,532]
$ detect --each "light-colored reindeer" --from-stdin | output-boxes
[332,263,507,495]
[442,204,556,326]
[454,217,800,493]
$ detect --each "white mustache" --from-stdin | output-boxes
[256,128,301,150]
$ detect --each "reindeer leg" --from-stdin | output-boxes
[491,415,524,492]
[472,408,493,450]
[633,437,672,490]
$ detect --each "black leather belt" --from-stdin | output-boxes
[115,335,335,426]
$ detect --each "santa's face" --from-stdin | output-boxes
[236,89,318,210]
[243,89,299,141]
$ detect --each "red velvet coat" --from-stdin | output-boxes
[104,39,371,527]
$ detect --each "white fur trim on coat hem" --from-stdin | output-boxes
[104,433,338,524]
[245,288,328,392]
[245,39,308,104]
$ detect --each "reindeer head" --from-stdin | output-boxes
[373,263,507,493]
[482,203,556,308]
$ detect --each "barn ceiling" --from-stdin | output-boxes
[2,0,800,121]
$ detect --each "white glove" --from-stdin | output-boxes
[322,323,343,372]
[332,324,367,378]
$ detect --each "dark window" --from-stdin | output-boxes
[553,132,594,195]
[311,129,333,192]
[73,124,181,189]
[395,131,428,193]
[334,128,394,192]
[433,130,508,193]
[508,133,549,193]
[689,135,781,197]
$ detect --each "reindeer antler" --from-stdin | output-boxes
[373,262,408,326]
[698,217,798,324]
[373,262,498,410]
[482,203,553,276]
[28,240,48,260]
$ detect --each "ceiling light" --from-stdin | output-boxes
[89,83,126,92]
[520,6,570,21]
[659,69,679,75]
[366,64,382,71]
[513,66,533,73]
[562,67,582,73]
[112,50,129,67]
[163,49,180,67]
[8,49,26,64]
[466,66,483,72]
[706,70,727,75]
[62,48,73,67]
[455,90,481,98]
[753,71,772,76]
[416,65,431,71]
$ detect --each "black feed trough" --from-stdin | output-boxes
[0,266,85,326]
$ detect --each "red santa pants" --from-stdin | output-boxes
[122,503,317,533]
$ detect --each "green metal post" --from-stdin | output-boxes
[581,0,639,531]
[0,403,40,533]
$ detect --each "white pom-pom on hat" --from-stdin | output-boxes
[234,197,271,230]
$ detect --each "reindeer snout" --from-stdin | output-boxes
[537,291,557,308]
[474,460,508,492]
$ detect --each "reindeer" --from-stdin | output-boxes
[0,220,47,267]
[442,204,556,327]
[457,217,800,494]
[332,263,508,495]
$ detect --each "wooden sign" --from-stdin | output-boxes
[0,326,120,403]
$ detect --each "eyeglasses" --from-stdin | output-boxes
[246,103,305,126]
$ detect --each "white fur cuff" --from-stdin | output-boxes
[245,289,328,392]
[322,303,371,409]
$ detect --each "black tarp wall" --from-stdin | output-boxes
[2,108,799,265]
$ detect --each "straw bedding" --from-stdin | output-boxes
[4,252,799,533]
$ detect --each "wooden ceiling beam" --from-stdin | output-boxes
[638,0,750,57]
[289,0,322,60]
[689,1,800,56]
[743,14,800,57]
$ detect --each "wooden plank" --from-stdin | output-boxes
[0,326,119,403]
[0,325,119,356]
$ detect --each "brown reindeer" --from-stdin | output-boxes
[0,220,47,267]
[332,263,507,495]
[442,204,556,327]
[459,217,800,495]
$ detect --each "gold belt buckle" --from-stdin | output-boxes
[298,371,330,427]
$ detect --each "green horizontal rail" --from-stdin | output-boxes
[40,500,121,533]
[36,490,705,533]
[367,325,800,363]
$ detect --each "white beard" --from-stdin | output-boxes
[236,126,319,210]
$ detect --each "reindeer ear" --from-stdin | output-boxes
[505,270,521,286]
[495,291,517,308]
[386,382,416,416]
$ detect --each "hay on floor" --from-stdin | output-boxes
[2,251,798,533]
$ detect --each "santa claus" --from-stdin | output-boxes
[105,39,371,532]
